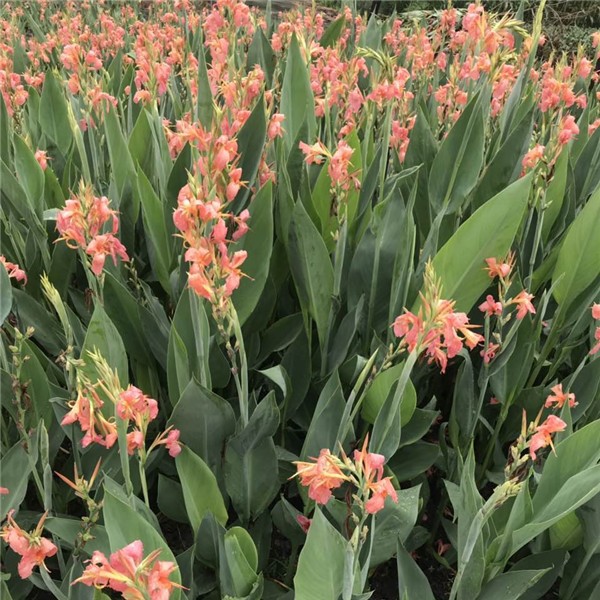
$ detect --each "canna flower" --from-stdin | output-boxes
[511,290,536,319]
[479,295,502,316]
[293,449,350,505]
[1,511,57,579]
[0,487,9,495]
[529,415,566,460]
[267,113,285,140]
[365,477,398,514]
[299,140,328,165]
[0,255,27,284]
[544,384,577,409]
[592,303,600,320]
[557,115,579,146]
[117,386,158,422]
[522,144,545,171]
[392,266,483,373]
[73,540,183,599]
[86,234,129,276]
[590,327,600,356]
[296,515,311,534]
[481,342,500,364]
[34,150,49,170]
[485,255,514,279]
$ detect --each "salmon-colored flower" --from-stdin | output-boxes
[294,449,350,505]
[268,113,285,140]
[86,234,129,276]
[299,140,328,165]
[511,290,536,319]
[0,256,27,284]
[592,303,600,320]
[296,515,311,533]
[74,540,183,599]
[365,477,398,514]
[1,511,57,579]
[485,255,513,279]
[529,415,566,460]
[0,487,9,494]
[479,295,502,316]
[557,115,579,146]
[522,144,545,170]
[544,384,577,409]
[481,342,500,364]
[34,150,49,170]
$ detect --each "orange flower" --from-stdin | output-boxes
[74,540,184,599]
[1,511,57,579]
[544,384,577,409]
[511,290,536,319]
[529,415,566,460]
[293,449,349,505]
[485,255,513,279]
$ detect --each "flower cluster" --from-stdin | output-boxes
[74,540,183,600]
[62,352,181,458]
[529,415,566,461]
[478,254,536,364]
[56,182,129,277]
[392,264,483,373]
[293,438,398,515]
[0,255,27,284]
[1,511,57,579]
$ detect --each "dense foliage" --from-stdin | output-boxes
[1,0,600,598]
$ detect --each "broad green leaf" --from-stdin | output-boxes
[13,135,44,218]
[175,446,229,531]
[542,147,569,241]
[476,569,549,600]
[196,46,213,130]
[361,362,417,425]
[396,540,435,600]
[320,16,346,48]
[0,264,12,324]
[232,182,273,325]
[0,442,32,520]
[135,167,172,293]
[168,379,235,475]
[80,304,128,386]
[429,96,485,213]
[552,185,600,309]
[103,487,181,599]
[549,512,583,550]
[288,201,333,350]
[128,109,154,179]
[39,71,72,155]
[280,34,315,153]
[430,173,532,312]
[221,528,259,597]
[294,509,346,600]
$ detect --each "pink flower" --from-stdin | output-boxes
[0,256,27,284]
[557,115,579,146]
[165,429,182,457]
[294,449,349,505]
[529,415,566,460]
[592,304,600,320]
[365,477,398,514]
[522,144,545,170]
[268,113,285,140]
[34,150,49,170]
[0,487,9,495]
[544,384,577,409]
[485,256,513,279]
[1,511,57,579]
[479,295,502,316]
[590,327,600,355]
[511,290,536,319]
[296,515,311,534]
[299,140,328,165]
[481,343,500,364]
[86,234,129,275]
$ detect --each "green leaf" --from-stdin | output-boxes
[39,71,72,155]
[103,487,181,599]
[0,442,32,520]
[294,509,346,600]
[397,540,435,600]
[175,446,229,532]
[320,16,346,48]
[552,185,600,309]
[361,363,417,425]
[371,486,420,566]
[428,95,485,213]
[541,147,569,241]
[128,109,154,179]
[221,527,259,597]
[196,46,213,130]
[232,182,273,325]
[168,379,235,475]
[135,167,172,293]
[45,517,110,556]
[477,570,550,600]
[0,264,12,324]
[80,304,128,386]
[280,34,315,153]
[13,135,44,218]
[288,201,333,350]
[430,173,532,312]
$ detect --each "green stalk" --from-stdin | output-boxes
[230,305,249,427]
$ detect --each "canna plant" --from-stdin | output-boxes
[1,0,600,598]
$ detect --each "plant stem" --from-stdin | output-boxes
[230,305,249,427]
